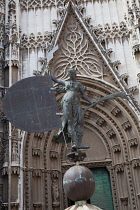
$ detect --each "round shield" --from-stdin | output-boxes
[3,76,61,133]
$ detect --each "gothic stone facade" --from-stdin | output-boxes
[0,0,140,210]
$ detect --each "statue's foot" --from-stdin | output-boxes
[77,144,90,149]
[71,144,90,150]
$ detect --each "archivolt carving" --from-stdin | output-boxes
[120,197,128,206]
[128,138,138,147]
[126,165,137,209]
[22,77,140,210]
[107,167,119,209]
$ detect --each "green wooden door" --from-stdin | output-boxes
[90,168,114,210]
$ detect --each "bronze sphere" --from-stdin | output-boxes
[63,165,95,201]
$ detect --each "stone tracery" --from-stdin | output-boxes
[52,18,103,79]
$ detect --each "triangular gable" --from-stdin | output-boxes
[49,3,121,87]
[48,2,140,113]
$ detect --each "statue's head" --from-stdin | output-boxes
[68,68,76,78]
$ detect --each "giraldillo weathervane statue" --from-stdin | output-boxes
[51,68,93,149]
[3,54,128,151]
[50,67,128,150]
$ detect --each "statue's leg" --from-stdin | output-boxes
[53,103,68,140]
[66,105,77,146]
[54,116,67,137]
[76,106,90,149]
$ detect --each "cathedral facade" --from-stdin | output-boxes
[0,0,140,209]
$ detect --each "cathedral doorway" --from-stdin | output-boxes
[90,168,114,210]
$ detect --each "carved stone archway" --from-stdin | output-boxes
[23,76,140,210]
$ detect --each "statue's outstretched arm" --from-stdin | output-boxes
[84,92,128,113]
[51,76,65,86]
[80,88,93,104]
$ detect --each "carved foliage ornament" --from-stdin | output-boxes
[20,0,64,10]
[51,16,103,79]
[94,22,130,40]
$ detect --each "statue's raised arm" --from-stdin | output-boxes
[51,75,65,86]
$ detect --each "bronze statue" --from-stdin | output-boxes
[51,68,128,149]
[51,68,94,149]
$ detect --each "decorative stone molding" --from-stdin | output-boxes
[126,164,137,208]
[20,0,65,10]
[106,48,113,57]
[77,4,85,14]
[33,203,42,208]
[52,19,59,27]
[115,163,124,173]
[137,73,140,83]
[128,138,138,147]
[106,129,116,139]
[120,197,128,206]
[93,22,131,40]
[50,151,58,158]
[84,16,91,25]
[4,60,20,68]
[137,193,140,198]
[111,106,121,116]
[11,166,20,175]
[120,73,129,83]
[34,132,44,139]
[84,110,91,119]
[132,158,140,168]
[32,148,41,156]
[133,44,140,54]
[2,166,20,175]
[129,86,139,95]
[2,167,8,175]
[21,32,54,49]
[44,131,51,169]
[96,117,105,126]
[50,170,60,178]
[62,160,112,173]
[58,6,65,16]
[107,167,119,209]
[112,144,121,153]
[32,169,41,177]
[2,202,19,207]
[51,179,60,207]
[127,1,140,25]
[61,144,65,162]
[112,60,121,69]
[122,121,132,131]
